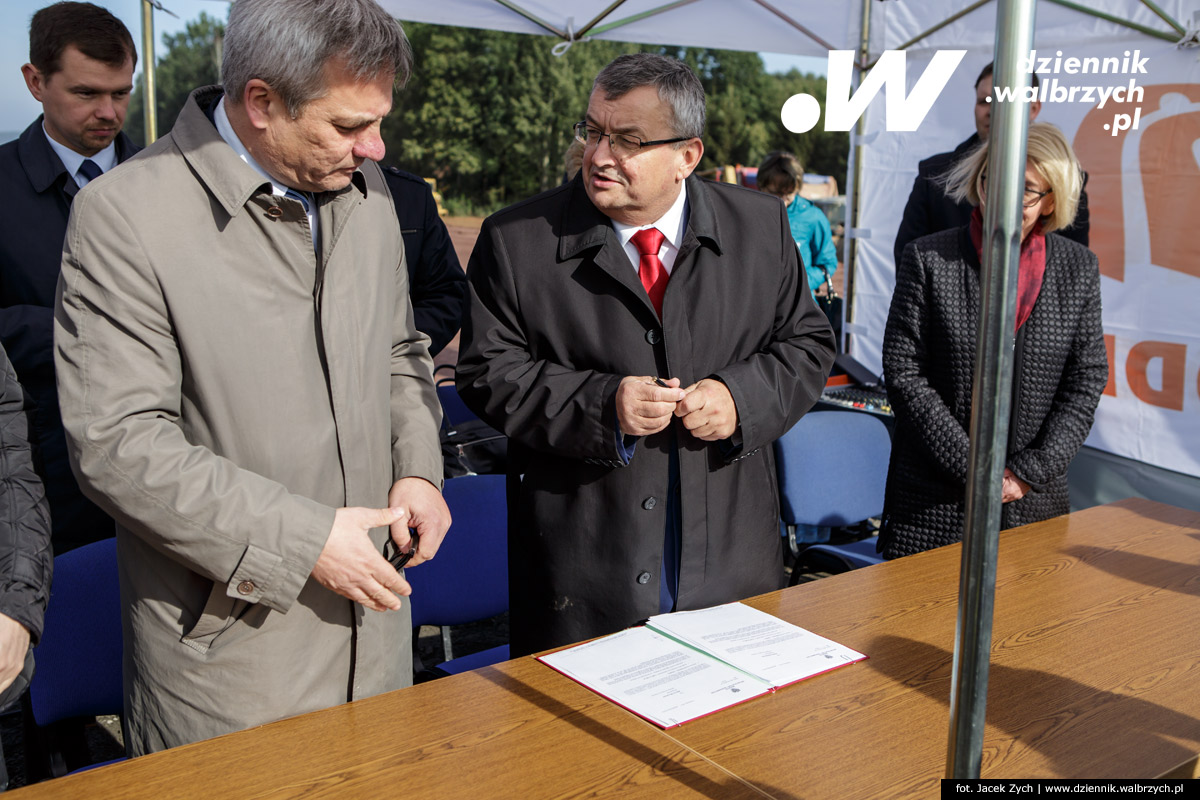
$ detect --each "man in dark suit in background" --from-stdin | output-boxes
[893,61,1089,267]
[457,53,835,656]
[382,167,467,356]
[0,2,138,553]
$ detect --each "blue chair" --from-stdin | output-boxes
[774,410,891,579]
[27,537,125,777]
[407,474,508,677]
[436,380,478,430]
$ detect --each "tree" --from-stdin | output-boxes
[120,15,847,211]
[125,12,225,145]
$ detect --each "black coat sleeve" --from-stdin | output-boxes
[894,173,934,268]
[883,242,972,485]
[1007,250,1107,488]
[710,199,836,457]
[1057,172,1090,248]
[0,343,52,643]
[387,172,468,356]
[455,218,626,463]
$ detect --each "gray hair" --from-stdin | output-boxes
[593,53,706,141]
[222,0,412,118]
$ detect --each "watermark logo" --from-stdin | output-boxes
[781,50,966,133]
[989,49,1150,135]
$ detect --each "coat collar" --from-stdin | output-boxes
[172,86,368,220]
[17,114,138,197]
[557,172,723,263]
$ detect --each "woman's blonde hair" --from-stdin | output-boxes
[943,122,1083,234]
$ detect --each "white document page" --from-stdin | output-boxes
[647,602,867,688]
[537,626,772,728]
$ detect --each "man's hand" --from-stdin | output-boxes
[0,613,30,694]
[1002,468,1031,503]
[387,477,452,568]
[616,376,686,437]
[312,506,413,612]
[675,379,739,441]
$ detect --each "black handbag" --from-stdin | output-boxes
[815,264,843,353]
[441,418,507,478]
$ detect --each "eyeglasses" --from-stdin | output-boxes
[981,174,1054,208]
[573,122,690,158]
[1021,186,1053,207]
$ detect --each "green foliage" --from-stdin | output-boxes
[125,16,847,210]
[126,12,225,145]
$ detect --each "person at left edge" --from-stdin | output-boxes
[0,2,138,554]
[382,167,467,356]
[54,0,449,755]
[0,342,53,791]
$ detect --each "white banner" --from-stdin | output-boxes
[855,36,1200,478]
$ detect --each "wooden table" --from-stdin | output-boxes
[14,499,1200,799]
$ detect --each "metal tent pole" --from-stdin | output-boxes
[946,0,1038,779]
[140,0,157,145]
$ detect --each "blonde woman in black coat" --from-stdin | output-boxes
[880,122,1107,559]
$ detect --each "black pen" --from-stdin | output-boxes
[653,377,669,388]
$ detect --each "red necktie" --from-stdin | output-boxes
[631,227,668,317]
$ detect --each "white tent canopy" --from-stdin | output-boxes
[378,0,1200,484]
[378,1,1192,57]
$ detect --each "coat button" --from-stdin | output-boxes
[642,496,657,510]
[237,580,256,595]
[636,571,652,585]
[645,329,661,344]
[265,206,282,219]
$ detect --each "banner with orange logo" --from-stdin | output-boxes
[855,41,1200,478]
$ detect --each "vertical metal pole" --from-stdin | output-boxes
[840,0,873,354]
[946,0,1038,779]
[141,1,157,145]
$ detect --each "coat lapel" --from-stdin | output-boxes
[557,174,724,320]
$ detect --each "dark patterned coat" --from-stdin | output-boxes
[880,227,1107,559]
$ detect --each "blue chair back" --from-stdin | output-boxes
[774,410,891,527]
[436,382,478,429]
[30,537,123,726]
[407,474,507,629]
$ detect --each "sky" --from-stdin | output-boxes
[0,0,827,137]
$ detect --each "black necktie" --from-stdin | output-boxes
[77,159,103,184]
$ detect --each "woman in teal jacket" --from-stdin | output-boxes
[757,151,839,295]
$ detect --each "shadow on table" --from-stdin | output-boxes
[1063,544,1200,597]
[480,667,802,800]
[867,635,1200,777]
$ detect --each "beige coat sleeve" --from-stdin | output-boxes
[54,190,333,615]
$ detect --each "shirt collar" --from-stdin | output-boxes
[42,124,118,182]
[214,97,296,202]
[611,183,689,251]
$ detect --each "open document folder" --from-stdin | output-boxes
[537,602,867,728]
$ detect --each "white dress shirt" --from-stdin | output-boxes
[611,183,690,275]
[44,126,117,189]
[214,97,319,250]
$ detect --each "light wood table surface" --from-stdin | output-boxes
[666,498,1200,797]
[13,499,1200,799]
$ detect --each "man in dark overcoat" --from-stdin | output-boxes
[457,54,835,656]
[0,2,139,553]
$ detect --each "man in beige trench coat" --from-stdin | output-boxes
[53,0,448,755]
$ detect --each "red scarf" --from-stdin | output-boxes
[969,206,1046,332]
